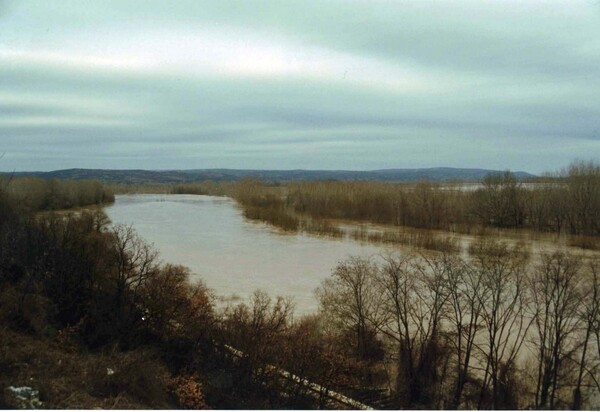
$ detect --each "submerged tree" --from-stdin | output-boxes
[469,240,531,409]
[572,259,600,409]
[564,160,600,235]
[472,171,524,228]
[445,254,485,409]
[529,252,584,409]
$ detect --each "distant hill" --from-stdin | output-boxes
[3,167,536,184]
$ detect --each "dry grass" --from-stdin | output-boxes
[243,206,346,238]
[300,218,344,238]
[351,227,460,253]
[243,204,300,232]
[0,327,176,409]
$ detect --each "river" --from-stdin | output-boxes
[104,194,384,315]
[103,194,600,315]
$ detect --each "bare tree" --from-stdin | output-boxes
[109,224,159,309]
[469,240,531,409]
[530,251,584,409]
[472,171,524,228]
[316,256,382,360]
[373,253,415,405]
[137,264,210,339]
[373,252,451,408]
[573,259,600,409]
[221,290,294,405]
[445,254,485,409]
[564,160,600,235]
[412,180,447,229]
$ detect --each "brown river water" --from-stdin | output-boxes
[104,194,386,315]
[104,194,599,315]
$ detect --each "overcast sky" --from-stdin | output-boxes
[1,0,599,172]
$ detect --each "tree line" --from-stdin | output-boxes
[106,181,235,196]
[228,160,600,238]
[2,176,115,212]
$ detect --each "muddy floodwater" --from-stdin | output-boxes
[104,194,384,314]
[104,194,600,315]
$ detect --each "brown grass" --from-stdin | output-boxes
[243,204,300,232]
[351,227,460,253]
[300,218,344,238]
[0,328,176,409]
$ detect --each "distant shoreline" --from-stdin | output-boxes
[2,167,537,184]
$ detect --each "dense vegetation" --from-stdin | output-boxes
[2,163,600,409]
[0,178,390,409]
[228,161,600,242]
[106,181,236,196]
[2,176,115,212]
[0,179,213,408]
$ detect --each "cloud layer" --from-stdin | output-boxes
[1,0,599,172]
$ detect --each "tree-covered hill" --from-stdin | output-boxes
[3,167,536,184]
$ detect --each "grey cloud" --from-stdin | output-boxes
[1,0,599,173]
[0,103,68,117]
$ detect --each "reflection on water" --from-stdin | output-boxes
[104,194,384,315]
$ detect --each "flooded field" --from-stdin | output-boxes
[105,194,600,315]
